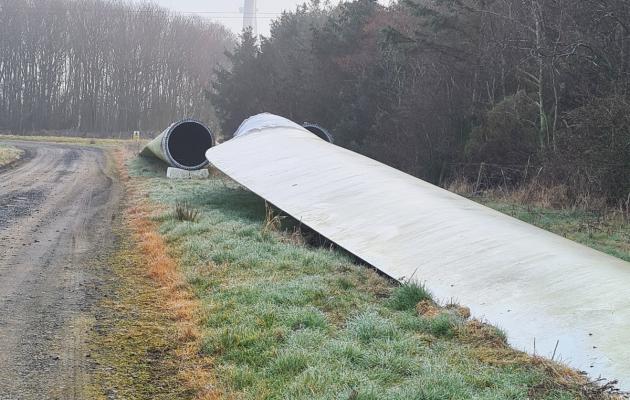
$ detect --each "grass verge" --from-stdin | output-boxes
[121,152,622,399]
[0,133,135,148]
[85,237,197,399]
[0,143,23,167]
[85,148,217,399]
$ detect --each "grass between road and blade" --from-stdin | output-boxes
[0,143,23,167]
[85,148,217,399]
[120,151,622,399]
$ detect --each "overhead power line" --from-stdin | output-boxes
[1,7,284,16]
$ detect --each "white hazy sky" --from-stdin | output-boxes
[141,1,388,36]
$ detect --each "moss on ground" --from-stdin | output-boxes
[123,155,617,399]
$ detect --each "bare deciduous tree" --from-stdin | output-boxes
[0,0,235,136]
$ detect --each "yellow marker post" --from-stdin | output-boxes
[133,131,141,153]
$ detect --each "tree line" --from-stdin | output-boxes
[213,0,630,205]
[0,0,234,135]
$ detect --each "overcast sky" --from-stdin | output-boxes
[138,0,339,35]
[141,1,389,36]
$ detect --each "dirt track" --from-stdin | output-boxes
[0,141,121,399]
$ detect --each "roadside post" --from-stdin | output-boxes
[133,130,141,153]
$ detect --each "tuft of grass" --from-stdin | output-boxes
[284,306,329,331]
[269,350,310,377]
[174,201,200,222]
[386,281,432,311]
[427,313,460,338]
[346,311,398,343]
[262,201,284,234]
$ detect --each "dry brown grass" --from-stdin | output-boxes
[447,176,476,195]
[112,146,219,399]
[447,176,610,211]
[415,299,441,318]
[494,183,608,210]
[459,319,509,349]
[445,303,471,319]
[262,201,284,234]
[528,357,626,400]
[457,318,628,399]
[0,144,23,167]
[410,296,623,398]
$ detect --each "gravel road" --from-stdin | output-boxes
[0,141,121,399]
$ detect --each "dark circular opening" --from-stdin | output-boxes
[166,121,214,169]
[303,124,334,143]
